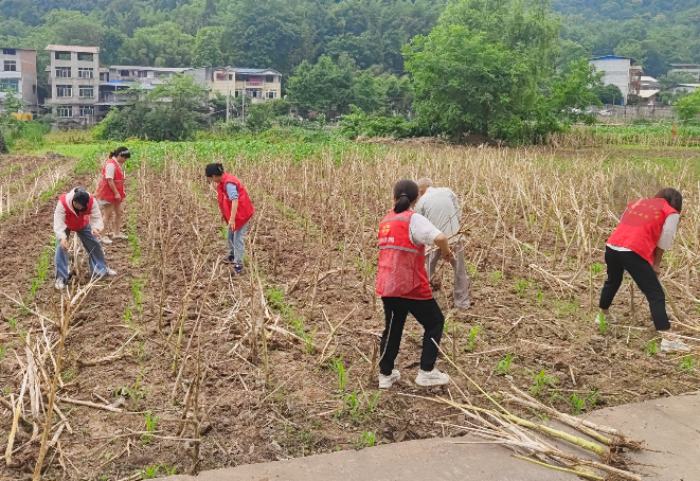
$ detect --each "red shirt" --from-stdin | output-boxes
[376,210,433,300]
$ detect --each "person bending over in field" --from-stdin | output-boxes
[54,187,117,290]
[205,163,255,275]
[96,146,130,245]
[596,188,689,353]
[376,179,455,389]
[416,177,470,309]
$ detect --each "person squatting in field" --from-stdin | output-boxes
[205,163,255,275]
[54,187,117,290]
[596,187,689,353]
[96,146,130,245]
[415,177,470,309]
[376,179,455,389]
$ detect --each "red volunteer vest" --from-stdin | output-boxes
[60,193,94,232]
[376,210,433,300]
[96,158,125,203]
[607,198,678,265]
[217,173,255,232]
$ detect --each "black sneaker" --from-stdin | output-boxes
[222,254,235,265]
[231,263,244,275]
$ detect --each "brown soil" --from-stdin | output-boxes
[0,149,698,481]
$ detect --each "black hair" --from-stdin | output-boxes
[110,146,130,159]
[655,187,683,213]
[205,163,225,178]
[393,179,419,214]
[73,187,90,209]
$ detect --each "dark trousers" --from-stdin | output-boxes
[379,297,445,375]
[599,246,670,331]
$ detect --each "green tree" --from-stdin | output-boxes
[117,22,195,67]
[592,84,624,105]
[193,27,224,67]
[287,55,356,119]
[404,0,561,141]
[675,89,700,121]
[96,74,208,141]
[548,59,602,123]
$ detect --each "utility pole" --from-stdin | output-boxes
[242,86,246,124]
[226,68,230,123]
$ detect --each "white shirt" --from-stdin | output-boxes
[54,189,104,240]
[408,211,442,247]
[104,158,124,180]
[414,187,461,241]
[607,213,679,252]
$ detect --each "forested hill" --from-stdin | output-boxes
[552,0,700,20]
[1,0,699,78]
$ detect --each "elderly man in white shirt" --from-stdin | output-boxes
[54,187,116,290]
[415,178,470,309]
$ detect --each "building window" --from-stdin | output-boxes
[265,90,277,99]
[57,106,73,118]
[2,48,16,55]
[120,70,130,77]
[55,51,71,60]
[266,75,274,83]
[79,106,94,116]
[56,67,71,78]
[234,90,243,97]
[77,53,93,62]
[32,85,36,94]
[78,67,94,79]
[3,60,16,72]
[138,70,147,78]
[56,85,73,97]
[79,86,94,98]
[0,79,19,91]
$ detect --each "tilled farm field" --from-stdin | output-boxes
[1,146,699,480]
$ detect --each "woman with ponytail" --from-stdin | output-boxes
[375,179,454,389]
[96,146,130,244]
[205,163,255,275]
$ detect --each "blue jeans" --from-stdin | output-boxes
[226,220,249,265]
[55,223,109,281]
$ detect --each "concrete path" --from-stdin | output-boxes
[170,392,699,481]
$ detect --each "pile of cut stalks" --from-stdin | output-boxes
[416,345,645,481]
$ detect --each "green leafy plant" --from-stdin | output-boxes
[141,411,159,445]
[529,369,558,397]
[644,340,660,356]
[466,325,482,352]
[512,277,531,298]
[490,270,502,285]
[326,356,348,391]
[677,355,697,374]
[597,313,609,335]
[495,353,515,376]
[354,431,376,449]
[570,393,586,415]
[590,263,603,276]
[139,463,177,479]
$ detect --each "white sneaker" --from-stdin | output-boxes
[661,336,690,353]
[113,233,129,240]
[101,236,113,245]
[594,312,617,325]
[415,368,450,387]
[55,278,65,290]
[106,268,117,276]
[378,369,400,389]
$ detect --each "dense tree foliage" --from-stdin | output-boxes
[1,0,698,81]
[94,74,209,141]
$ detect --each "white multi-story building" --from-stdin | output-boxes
[45,45,101,123]
[668,64,700,82]
[589,56,643,105]
[0,47,38,113]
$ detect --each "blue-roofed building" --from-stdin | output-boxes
[589,56,643,105]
